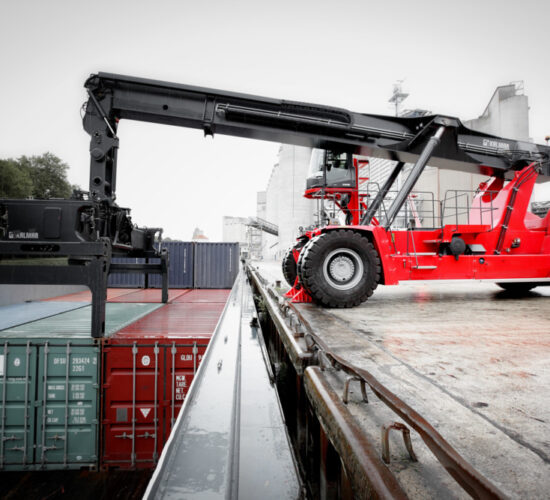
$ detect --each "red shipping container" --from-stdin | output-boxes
[101,337,209,469]
[100,295,228,469]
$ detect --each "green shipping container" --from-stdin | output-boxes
[0,303,160,470]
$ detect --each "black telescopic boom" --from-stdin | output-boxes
[83,72,550,204]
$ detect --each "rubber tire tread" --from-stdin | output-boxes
[281,249,296,286]
[301,230,380,308]
[296,236,320,294]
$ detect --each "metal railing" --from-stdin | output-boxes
[441,190,499,229]
[312,184,501,232]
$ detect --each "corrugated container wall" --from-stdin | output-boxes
[108,258,145,288]
[107,242,235,290]
[193,242,239,289]
[149,242,193,289]
[0,303,161,471]
[100,290,230,469]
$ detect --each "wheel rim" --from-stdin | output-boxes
[322,248,364,290]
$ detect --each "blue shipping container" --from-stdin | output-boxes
[149,241,194,289]
[108,258,145,288]
[193,242,239,289]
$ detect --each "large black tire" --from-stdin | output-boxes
[282,241,307,286]
[296,236,320,294]
[496,282,537,293]
[299,230,380,307]
[282,249,297,286]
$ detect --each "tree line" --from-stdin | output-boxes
[0,153,78,199]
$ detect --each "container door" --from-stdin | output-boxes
[102,342,164,469]
[194,242,240,289]
[0,341,35,469]
[108,257,146,288]
[163,340,210,439]
[35,343,100,469]
[149,242,194,289]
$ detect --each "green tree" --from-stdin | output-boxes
[18,152,72,199]
[0,158,33,198]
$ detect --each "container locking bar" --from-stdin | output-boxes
[153,342,159,463]
[41,343,49,466]
[0,342,7,469]
[23,341,30,466]
[171,343,177,427]
[63,342,71,467]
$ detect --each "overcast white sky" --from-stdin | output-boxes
[1,0,549,241]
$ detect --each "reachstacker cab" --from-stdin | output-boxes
[305,150,366,226]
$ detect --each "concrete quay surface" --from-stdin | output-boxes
[253,259,550,498]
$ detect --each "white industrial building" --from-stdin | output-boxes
[260,145,315,259]
[221,216,248,254]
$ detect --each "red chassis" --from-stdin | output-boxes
[287,163,550,305]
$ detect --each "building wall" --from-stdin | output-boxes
[257,191,266,219]
[263,161,280,259]
[250,191,267,259]
[222,216,248,251]
[464,83,530,142]
[262,145,315,259]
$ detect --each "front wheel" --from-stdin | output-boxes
[298,230,380,307]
